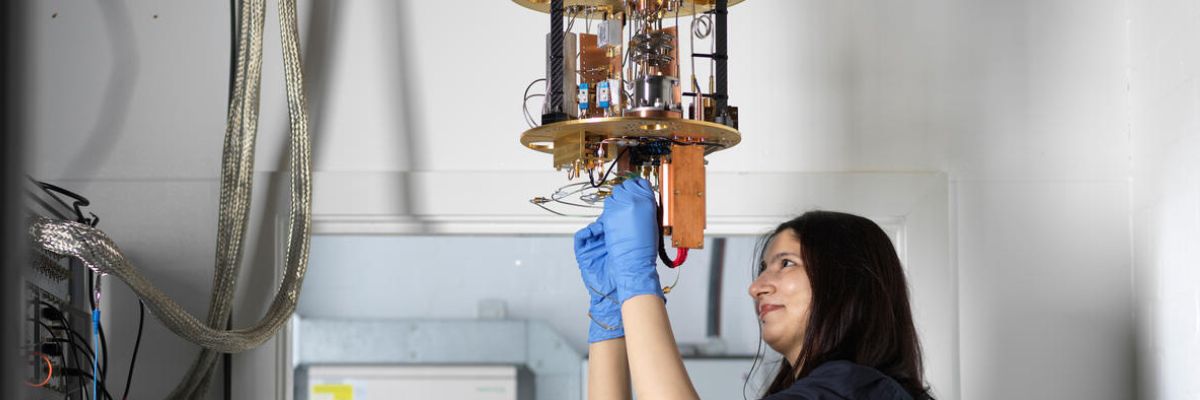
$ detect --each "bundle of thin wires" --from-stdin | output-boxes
[28,0,314,398]
[36,300,116,400]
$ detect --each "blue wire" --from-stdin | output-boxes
[92,309,100,400]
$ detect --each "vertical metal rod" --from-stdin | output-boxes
[714,0,728,114]
[706,237,727,338]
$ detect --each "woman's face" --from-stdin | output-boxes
[748,229,813,364]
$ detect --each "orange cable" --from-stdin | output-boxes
[24,352,53,388]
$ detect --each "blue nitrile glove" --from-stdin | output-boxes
[598,178,664,304]
[574,221,624,342]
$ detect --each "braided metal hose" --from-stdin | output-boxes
[29,0,311,396]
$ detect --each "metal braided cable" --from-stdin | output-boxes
[28,0,310,373]
[168,0,266,395]
[171,0,315,395]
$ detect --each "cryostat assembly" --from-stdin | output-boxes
[517,0,746,258]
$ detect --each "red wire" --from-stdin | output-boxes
[673,247,689,267]
[24,352,53,388]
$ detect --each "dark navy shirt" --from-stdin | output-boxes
[762,361,914,400]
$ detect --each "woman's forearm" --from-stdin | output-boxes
[588,339,632,400]
[621,295,699,400]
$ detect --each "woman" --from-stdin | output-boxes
[574,178,932,399]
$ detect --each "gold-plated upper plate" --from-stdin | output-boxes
[511,0,746,18]
[520,116,741,154]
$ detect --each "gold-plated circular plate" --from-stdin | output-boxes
[520,116,741,154]
[511,0,746,18]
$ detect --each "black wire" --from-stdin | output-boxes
[42,317,93,398]
[655,188,676,268]
[98,316,108,381]
[64,369,115,400]
[590,146,629,188]
[39,300,89,400]
[222,6,238,399]
[223,313,233,400]
[121,301,144,400]
[86,272,110,381]
[38,301,97,361]
[67,338,85,400]
[51,332,82,400]
[228,0,238,107]
[80,367,91,400]
[85,272,110,395]
[51,324,93,400]
[38,299,93,398]
[33,319,80,400]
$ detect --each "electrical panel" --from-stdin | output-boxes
[21,179,99,399]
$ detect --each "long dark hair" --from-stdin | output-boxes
[757,211,930,398]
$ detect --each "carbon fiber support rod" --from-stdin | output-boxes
[714,0,728,115]
[549,0,564,114]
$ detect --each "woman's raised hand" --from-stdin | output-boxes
[598,178,663,304]
[574,221,624,342]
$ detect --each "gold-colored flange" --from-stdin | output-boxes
[511,0,746,18]
[520,116,741,154]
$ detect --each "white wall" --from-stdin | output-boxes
[1131,0,1200,398]
[736,1,1135,398]
[20,0,1155,399]
[24,1,231,399]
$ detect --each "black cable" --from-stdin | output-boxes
[220,4,238,399]
[223,313,233,400]
[39,301,97,362]
[63,369,115,400]
[655,189,675,268]
[34,319,79,400]
[228,0,238,108]
[120,301,144,400]
[57,316,91,400]
[52,326,92,400]
[98,316,108,382]
[71,334,99,400]
[66,338,85,400]
[40,301,89,400]
[85,272,110,395]
[57,304,89,400]
[590,146,629,188]
[80,367,91,400]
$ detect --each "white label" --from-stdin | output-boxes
[598,83,610,105]
[578,84,589,109]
